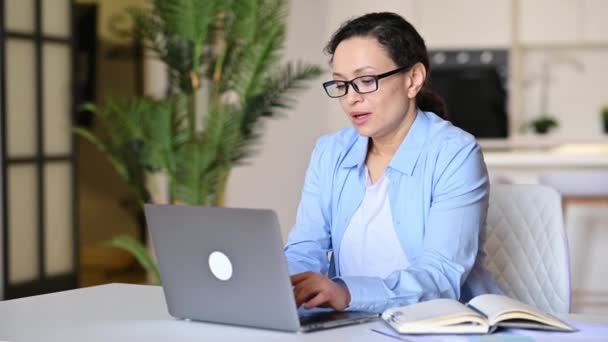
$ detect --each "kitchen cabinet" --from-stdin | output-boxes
[415,0,512,48]
[582,0,608,42]
[519,0,608,45]
[519,0,582,45]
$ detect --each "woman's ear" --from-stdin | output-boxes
[406,62,427,99]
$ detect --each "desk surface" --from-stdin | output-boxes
[1,283,607,342]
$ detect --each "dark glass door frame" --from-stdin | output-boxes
[0,0,5,301]
[0,0,79,299]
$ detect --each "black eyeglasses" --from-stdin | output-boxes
[322,65,411,98]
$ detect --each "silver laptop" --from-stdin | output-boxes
[144,204,379,332]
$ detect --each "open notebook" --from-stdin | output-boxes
[381,294,576,335]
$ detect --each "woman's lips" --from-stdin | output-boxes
[350,112,371,126]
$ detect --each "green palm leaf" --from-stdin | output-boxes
[152,0,222,47]
[235,62,323,161]
[73,127,128,180]
[106,235,160,285]
[223,0,287,99]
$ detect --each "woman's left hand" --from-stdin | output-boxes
[290,271,351,311]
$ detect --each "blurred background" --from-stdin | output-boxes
[1,0,607,315]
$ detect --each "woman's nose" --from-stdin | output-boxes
[344,86,363,105]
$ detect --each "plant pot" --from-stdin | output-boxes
[534,126,550,135]
[603,120,608,134]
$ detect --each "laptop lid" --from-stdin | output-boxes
[145,204,301,332]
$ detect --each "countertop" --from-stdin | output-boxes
[478,138,608,167]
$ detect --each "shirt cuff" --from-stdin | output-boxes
[287,262,309,276]
[332,276,389,313]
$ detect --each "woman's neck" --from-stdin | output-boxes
[369,107,417,158]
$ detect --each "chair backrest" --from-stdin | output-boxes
[481,184,571,313]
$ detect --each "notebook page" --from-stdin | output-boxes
[468,294,568,329]
[383,299,482,326]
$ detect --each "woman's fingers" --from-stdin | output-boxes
[293,273,327,307]
[294,282,318,307]
[291,272,348,310]
[303,291,330,309]
[290,271,313,285]
[293,274,313,297]
[293,274,335,309]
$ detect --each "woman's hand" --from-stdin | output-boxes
[290,271,351,311]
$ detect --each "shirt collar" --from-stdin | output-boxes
[341,109,429,176]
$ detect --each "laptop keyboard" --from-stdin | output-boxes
[298,308,379,332]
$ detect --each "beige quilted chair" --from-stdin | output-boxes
[478,184,571,314]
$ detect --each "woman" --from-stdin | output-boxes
[285,12,499,314]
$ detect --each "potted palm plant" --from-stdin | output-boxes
[530,115,559,135]
[76,0,322,284]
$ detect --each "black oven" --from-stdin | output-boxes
[428,49,508,138]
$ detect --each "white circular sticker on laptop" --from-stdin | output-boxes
[208,251,233,281]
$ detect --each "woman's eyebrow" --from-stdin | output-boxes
[332,66,376,78]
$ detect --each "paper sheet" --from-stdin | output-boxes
[498,320,608,342]
[371,320,608,342]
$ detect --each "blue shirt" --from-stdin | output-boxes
[339,166,410,279]
[284,110,499,313]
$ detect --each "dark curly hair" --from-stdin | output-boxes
[325,12,447,119]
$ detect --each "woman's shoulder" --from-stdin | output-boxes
[305,127,363,174]
[313,126,360,154]
[422,111,479,154]
[419,112,486,185]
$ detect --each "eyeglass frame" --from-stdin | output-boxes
[322,65,412,98]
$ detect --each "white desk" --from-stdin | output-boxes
[1,283,607,342]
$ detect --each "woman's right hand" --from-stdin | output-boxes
[290,271,351,311]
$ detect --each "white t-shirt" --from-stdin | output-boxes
[338,168,410,278]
